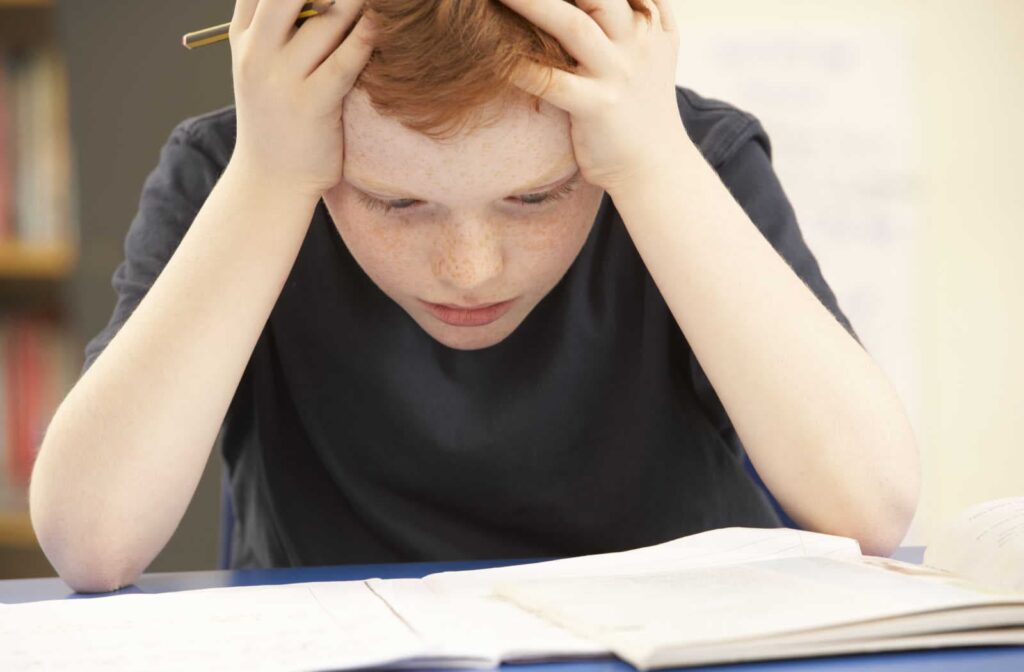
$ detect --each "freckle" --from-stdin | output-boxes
[374,226,399,251]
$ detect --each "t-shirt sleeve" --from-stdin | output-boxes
[78,121,225,379]
[689,117,863,435]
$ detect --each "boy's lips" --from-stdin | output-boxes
[418,298,516,327]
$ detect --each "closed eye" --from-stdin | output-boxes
[356,173,582,215]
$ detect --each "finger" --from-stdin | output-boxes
[650,0,677,33]
[250,0,314,47]
[285,0,366,77]
[307,13,377,99]
[508,60,593,115]
[641,0,663,31]
[574,0,634,41]
[494,0,618,75]
[231,0,259,32]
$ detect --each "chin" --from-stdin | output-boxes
[420,322,517,351]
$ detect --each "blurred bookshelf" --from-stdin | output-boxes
[1,0,79,576]
[0,1,52,7]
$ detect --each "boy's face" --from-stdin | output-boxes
[322,87,606,350]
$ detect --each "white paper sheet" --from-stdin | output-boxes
[925,496,1024,593]
[367,577,604,663]
[0,580,440,671]
[424,526,862,595]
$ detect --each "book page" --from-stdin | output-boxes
[367,577,605,663]
[649,627,1024,670]
[369,527,861,663]
[424,527,861,596]
[494,555,1024,670]
[924,496,1024,593]
[0,580,446,671]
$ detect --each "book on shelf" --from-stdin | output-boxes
[0,315,77,512]
[0,50,10,241]
[2,499,1022,669]
[0,42,74,250]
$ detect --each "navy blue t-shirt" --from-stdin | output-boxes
[81,86,859,569]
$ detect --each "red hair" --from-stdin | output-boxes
[355,0,653,139]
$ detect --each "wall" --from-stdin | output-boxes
[671,0,1024,544]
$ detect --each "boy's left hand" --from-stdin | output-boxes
[496,0,686,195]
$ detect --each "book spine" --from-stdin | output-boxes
[0,51,11,243]
[1,316,74,497]
[4,318,20,487]
[0,320,9,509]
[1,44,72,248]
[11,319,31,486]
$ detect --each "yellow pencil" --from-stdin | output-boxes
[182,1,336,50]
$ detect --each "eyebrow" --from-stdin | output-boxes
[346,161,580,200]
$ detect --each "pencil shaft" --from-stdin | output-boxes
[182,2,330,50]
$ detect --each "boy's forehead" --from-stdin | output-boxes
[342,88,574,196]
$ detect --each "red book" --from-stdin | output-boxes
[5,319,21,484]
[6,318,41,487]
[19,319,41,486]
[33,319,57,463]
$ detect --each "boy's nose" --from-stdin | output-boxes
[432,222,504,290]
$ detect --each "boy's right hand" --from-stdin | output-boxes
[228,0,375,200]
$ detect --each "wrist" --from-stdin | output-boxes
[224,153,329,205]
[605,130,700,202]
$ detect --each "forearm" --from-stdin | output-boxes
[608,133,919,556]
[30,160,319,592]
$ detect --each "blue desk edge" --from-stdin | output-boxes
[3,546,925,604]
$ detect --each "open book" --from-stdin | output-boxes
[494,496,1024,669]
[1,499,1022,671]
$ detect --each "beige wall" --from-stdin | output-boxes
[670,0,1024,544]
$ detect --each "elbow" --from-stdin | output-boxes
[43,544,139,593]
[805,488,918,558]
[829,398,922,557]
[827,442,921,558]
[795,428,921,558]
[34,521,144,594]
[59,562,141,595]
[850,502,916,557]
[863,473,920,557]
[30,477,143,594]
[859,420,922,557]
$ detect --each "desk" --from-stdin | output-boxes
[2,546,1022,671]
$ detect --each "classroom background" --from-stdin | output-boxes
[0,0,1020,579]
